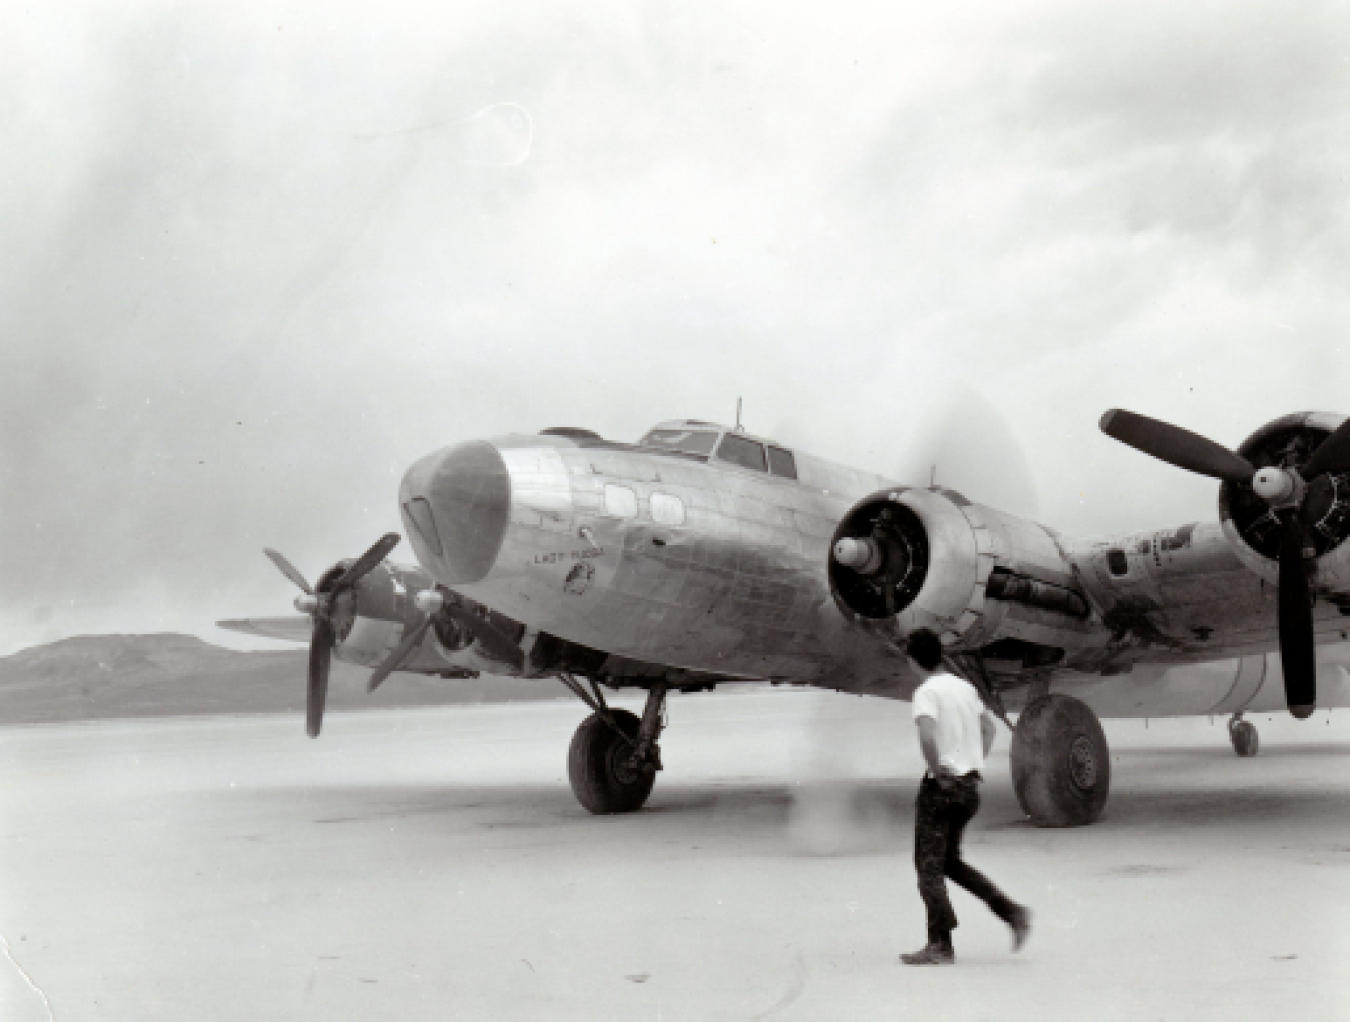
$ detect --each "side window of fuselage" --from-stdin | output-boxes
[603,483,638,518]
[649,492,686,526]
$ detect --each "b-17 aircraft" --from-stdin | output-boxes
[221,409,1350,826]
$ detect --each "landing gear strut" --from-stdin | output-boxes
[1229,714,1259,758]
[561,677,667,815]
[1011,694,1111,827]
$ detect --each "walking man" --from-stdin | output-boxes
[901,628,1031,965]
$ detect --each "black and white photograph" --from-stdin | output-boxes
[3,1,1350,1018]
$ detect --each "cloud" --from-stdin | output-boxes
[1,0,1347,651]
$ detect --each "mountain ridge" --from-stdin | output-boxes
[0,632,565,725]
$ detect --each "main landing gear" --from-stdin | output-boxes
[1011,694,1112,827]
[559,675,667,814]
[1229,714,1259,758]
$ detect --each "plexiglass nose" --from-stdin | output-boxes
[399,441,510,584]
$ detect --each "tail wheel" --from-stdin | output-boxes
[567,709,655,815]
[1011,694,1111,827]
[1230,720,1260,758]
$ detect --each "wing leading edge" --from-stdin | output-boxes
[216,616,313,644]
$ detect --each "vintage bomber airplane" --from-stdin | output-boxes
[220,409,1350,827]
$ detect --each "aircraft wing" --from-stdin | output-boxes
[216,616,313,644]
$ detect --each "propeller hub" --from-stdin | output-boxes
[833,537,884,575]
[413,589,446,615]
[294,594,319,615]
[1252,466,1296,502]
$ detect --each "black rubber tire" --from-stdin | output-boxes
[567,709,655,815]
[1011,695,1110,827]
[1231,721,1259,758]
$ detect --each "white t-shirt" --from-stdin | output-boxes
[911,671,989,776]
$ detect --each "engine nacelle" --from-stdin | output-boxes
[1219,411,1350,593]
[828,487,1103,659]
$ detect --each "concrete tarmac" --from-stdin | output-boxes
[2,689,1349,1021]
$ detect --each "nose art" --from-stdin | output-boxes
[400,441,511,584]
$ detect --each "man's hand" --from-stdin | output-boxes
[917,716,944,778]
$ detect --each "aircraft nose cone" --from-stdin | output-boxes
[400,441,511,584]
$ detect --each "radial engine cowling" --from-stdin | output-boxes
[828,487,1101,655]
[1220,411,1350,592]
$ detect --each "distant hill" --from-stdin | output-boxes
[0,633,566,725]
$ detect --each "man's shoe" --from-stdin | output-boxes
[1009,906,1032,952]
[900,941,955,966]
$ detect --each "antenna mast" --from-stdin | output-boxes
[735,397,743,431]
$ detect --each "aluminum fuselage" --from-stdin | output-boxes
[419,434,916,696]
[393,429,1350,713]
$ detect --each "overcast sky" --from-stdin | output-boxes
[3,0,1349,653]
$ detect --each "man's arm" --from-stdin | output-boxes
[981,710,996,758]
[916,715,945,777]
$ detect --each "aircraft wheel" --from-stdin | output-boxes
[567,709,655,815]
[1230,720,1259,758]
[1011,695,1111,828]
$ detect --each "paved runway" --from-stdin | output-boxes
[2,689,1350,1021]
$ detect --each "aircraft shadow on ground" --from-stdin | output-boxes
[1098,786,1350,830]
[240,779,917,855]
[1110,741,1350,762]
[244,763,1350,850]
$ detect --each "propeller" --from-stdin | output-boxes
[264,548,314,595]
[1098,409,1256,484]
[368,590,442,693]
[1101,410,1350,718]
[264,532,401,736]
[442,600,526,669]
[367,587,527,693]
[892,384,1040,519]
[368,617,432,693]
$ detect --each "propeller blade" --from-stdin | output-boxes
[1302,416,1350,480]
[307,617,335,737]
[1099,409,1255,484]
[1277,519,1317,719]
[330,532,401,593]
[368,616,431,693]
[264,548,313,595]
[444,603,525,668]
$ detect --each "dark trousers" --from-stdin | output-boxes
[914,774,1019,943]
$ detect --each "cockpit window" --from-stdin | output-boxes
[766,446,797,480]
[638,428,719,455]
[715,433,767,472]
